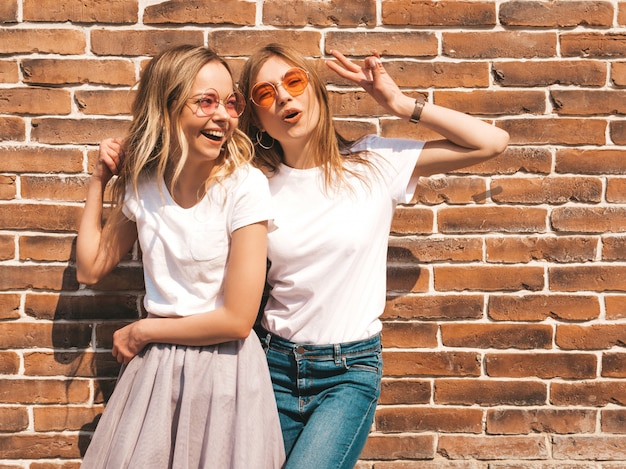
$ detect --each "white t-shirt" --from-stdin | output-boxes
[261,135,423,344]
[122,165,272,318]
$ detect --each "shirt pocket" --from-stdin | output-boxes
[189,226,228,263]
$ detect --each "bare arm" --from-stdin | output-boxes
[326,50,510,177]
[76,138,138,285]
[111,221,268,364]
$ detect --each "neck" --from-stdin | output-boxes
[166,160,218,208]
[281,139,318,169]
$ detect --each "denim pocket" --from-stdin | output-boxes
[345,351,381,374]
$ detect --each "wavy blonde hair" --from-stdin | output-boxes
[112,45,254,209]
[238,43,373,192]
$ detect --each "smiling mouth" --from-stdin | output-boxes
[202,130,225,142]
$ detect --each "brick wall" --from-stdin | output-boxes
[1,0,626,467]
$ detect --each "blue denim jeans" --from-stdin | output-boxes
[256,328,382,469]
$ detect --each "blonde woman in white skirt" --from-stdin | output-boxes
[76,45,285,469]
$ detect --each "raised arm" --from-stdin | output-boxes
[76,138,138,285]
[110,221,268,364]
[326,50,510,177]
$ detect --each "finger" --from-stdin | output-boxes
[329,49,361,73]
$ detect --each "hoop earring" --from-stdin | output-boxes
[255,130,275,150]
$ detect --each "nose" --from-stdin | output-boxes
[212,100,230,119]
[274,83,292,105]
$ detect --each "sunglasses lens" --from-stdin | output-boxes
[283,68,308,96]
[251,83,276,108]
[198,91,219,115]
[225,91,246,117]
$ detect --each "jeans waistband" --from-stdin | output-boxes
[255,326,381,362]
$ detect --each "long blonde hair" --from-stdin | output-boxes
[112,45,254,208]
[238,43,372,191]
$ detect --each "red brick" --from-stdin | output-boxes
[500,118,607,145]
[0,379,90,405]
[75,89,135,116]
[326,31,436,57]
[607,177,626,203]
[0,406,29,432]
[384,294,484,321]
[0,59,19,83]
[383,351,481,377]
[436,90,545,116]
[602,409,626,433]
[493,60,607,87]
[0,29,85,55]
[0,352,20,374]
[0,204,81,232]
[264,0,375,27]
[19,235,76,262]
[553,90,626,115]
[606,295,626,319]
[33,405,103,431]
[91,29,204,56]
[0,433,81,459]
[613,61,626,87]
[487,408,596,434]
[0,146,83,173]
[556,324,626,350]
[435,379,547,406]
[0,174,16,199]
[412,176,490,205]
[492,176,602,204]
[31,118,130,145]
[488,294,600,322]
[209,30,322,57]
[379,379,431,405]
[552,435,626,459]
[389,236,482,262]
[22,59,135,86]
[485,353,596,379]
[444,32,556,59]
[386,266,429,293]
[604,235,626,261]
[443,324,552,350]
[556,148,626,174]
[561,33,626,58]
[603,353,626,378]
[23,0,138,23]
[486,236,597,264]
[144,0,255,25]
[611,120,626,144]
[382,1,496,26]
[24,352,120,378]
[437,435,549,459]
[0,294,20,320]
[551,265,626,292]
[24,292,140,321]
[551,207,626,233]
[390,206,434,234]
[500,1,614,27]
[376,406,483,433]
[438,206,547,233]
[361,434,435,460]
[382,322,438,348]
[434,266,544,292]
[0,0,17,21]
[0,116,25,140]
[0,88,71,116]
[552,381,626,406]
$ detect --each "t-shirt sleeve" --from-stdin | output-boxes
[358,135,424,204]
[230,166,273,233]
[121,181,138,222]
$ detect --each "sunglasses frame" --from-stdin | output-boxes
[250,67,310,109]
[186,88,246,118]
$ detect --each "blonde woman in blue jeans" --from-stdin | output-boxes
[237,43,509,468]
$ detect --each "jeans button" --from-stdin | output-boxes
[296,346,305,354]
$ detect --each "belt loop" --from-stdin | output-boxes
[334,343,341,365]
[265,332,272,348]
